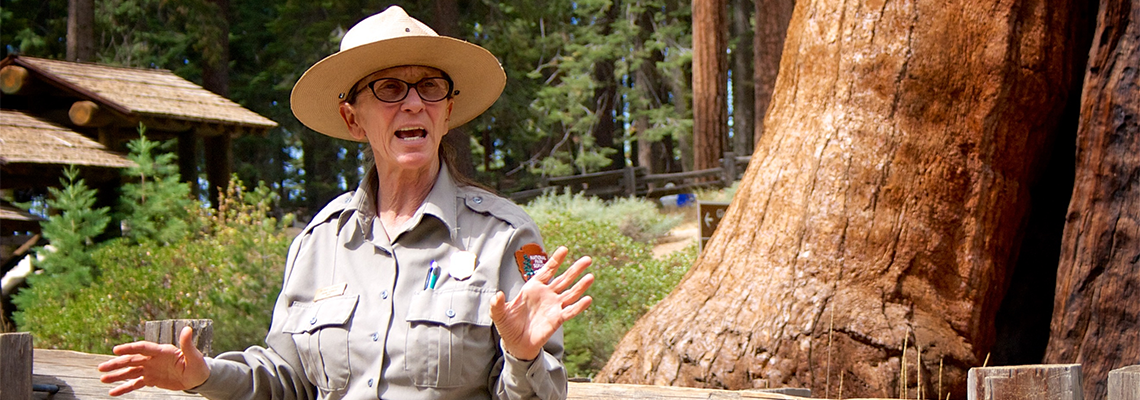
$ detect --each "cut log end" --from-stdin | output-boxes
[1,65,29,95]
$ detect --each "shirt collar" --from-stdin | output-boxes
[343,163,460,244]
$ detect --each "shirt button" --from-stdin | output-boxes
[446,309,456,318]
[367,378,374,387]
[472,196,483,204]
[380,290,388,299]
[371,332,379,341]
[309,317,317,325]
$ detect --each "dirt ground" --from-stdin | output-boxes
[652,214,700,259]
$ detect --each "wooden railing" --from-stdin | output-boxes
[6,324,1138,400]
[510,152,751,203]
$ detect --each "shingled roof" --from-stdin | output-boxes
[0,109,135,168]
[2,55,277,130]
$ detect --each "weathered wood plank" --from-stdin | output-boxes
[1,332,33,400]
[968,364,1083,400]
[144,319,213,357]
[1109,365,1140,400]
[566,382,809,399]
[34,347,827,400]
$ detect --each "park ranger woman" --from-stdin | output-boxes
[97,6,594,400]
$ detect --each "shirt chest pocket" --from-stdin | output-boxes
[282,295,359,392]
[404,288,497,388]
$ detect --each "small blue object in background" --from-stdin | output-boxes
[676,193,696,207]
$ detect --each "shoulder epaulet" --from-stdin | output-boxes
[301,191,355,234]
[459,186,534,228]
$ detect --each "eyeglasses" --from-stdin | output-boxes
[357,77,454,103]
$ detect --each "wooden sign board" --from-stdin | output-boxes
[699,201,730,252]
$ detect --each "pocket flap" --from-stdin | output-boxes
[405,288,494,326]
[283,295,359,333]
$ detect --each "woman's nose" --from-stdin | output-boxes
[401,87,426,112]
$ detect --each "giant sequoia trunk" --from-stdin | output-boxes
[597,0,1087,397]
[1043,0,1140,399]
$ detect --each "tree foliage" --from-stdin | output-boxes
[16,167,110,291]
[2,0,698,209]
[118,126,196,244]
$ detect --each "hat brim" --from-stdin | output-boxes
[291,36,506,142]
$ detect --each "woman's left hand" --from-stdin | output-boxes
[490,246,594,361]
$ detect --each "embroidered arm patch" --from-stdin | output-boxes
[514,243,548,281]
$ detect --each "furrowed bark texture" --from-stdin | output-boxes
[1044,0,1140,399]
[597,0,1085,397]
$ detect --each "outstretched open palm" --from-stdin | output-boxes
[490,246,594,361]
[96,326,210,396]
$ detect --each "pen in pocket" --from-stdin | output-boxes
[424,260,440,290]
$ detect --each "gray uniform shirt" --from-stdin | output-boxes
[189,166,567,400]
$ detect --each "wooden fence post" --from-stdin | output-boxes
[144,319,214,357]
[623,166,637,196]
[968,364,1083,400]
[0,332,33,400]
[721,152,736,186]
[1110,365,1140,400]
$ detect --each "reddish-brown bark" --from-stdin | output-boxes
[1044,0,1140,399]
[598,0,1087,397]
[692,0,728,171]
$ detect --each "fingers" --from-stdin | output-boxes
[550,256,592,293]
[100,364,144,383]
[560,272,595,307]
[98,353,152,373]
[534,246,568,283]
[108,377,146,397]
[560,296,593,321]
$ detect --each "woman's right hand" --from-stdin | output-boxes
[97,326,210,396]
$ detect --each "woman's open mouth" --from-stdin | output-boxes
[396,127,428,140]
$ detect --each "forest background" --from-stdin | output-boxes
[2,0,738,215]
[4,0,1138,399]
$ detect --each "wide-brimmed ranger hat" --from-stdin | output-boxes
[291,6,506,141]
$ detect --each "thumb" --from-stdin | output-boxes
[178,326,204,360]
[489,291,507,323]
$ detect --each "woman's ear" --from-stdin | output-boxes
[339,102,368,141]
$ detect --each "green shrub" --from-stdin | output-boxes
[14,179,292,354]
[535,210,696,379]
[526,191,683,243]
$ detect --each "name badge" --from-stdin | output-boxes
[449,251,477,280]
[314,283,347,302]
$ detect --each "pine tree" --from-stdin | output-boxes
[28,166,110,288]
[118,125,195,244]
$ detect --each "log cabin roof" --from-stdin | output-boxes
[1,55,277,130]
[0,109,135,169]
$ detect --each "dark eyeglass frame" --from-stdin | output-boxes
[355,76,455,103]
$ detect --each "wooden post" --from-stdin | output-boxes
[624,166,638,196]
[0,332,33,400]
[723,151,737,185]
[969,364,1083,400]
[144,319,213,357]
[1109,365,1140,400]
